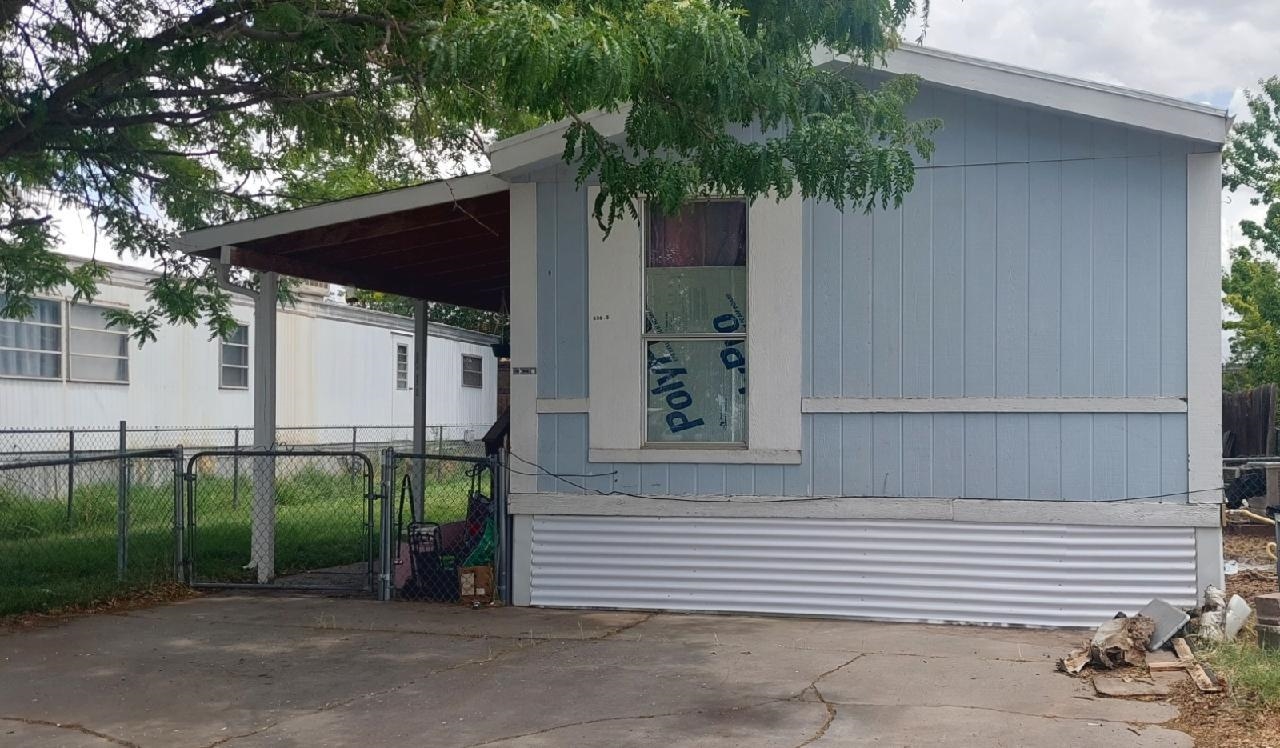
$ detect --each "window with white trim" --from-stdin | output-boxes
[396,342,409,390]
[68,303,129,383]
[644,200,748,444]
[0,296,62,380]
[461,354,483,388]
[220,325,249,389]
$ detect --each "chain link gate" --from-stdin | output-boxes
[379,450,506,604]
[183,449,380,594]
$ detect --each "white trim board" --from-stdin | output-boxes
[172,172,509,254]
[536,398,590,414]
[802,397,1189,414]
[509,492,1220,527]
[1187,153,1224,505]
[816,45,1228,144]
[588,448,802,465]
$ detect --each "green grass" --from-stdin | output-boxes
[0,464,474,616]
[1205,641,1280,708]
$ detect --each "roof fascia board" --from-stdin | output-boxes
[826,45,1229,144]
[488,108,629,176]
[172,172,510,255]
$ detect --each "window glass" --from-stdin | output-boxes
[0,297,62,379]
[646,340,747,443]
[220,325,249,388]
[67,304,129,383]
[461,354,483,388]
[644,200,748,444]
[396,343,409,390]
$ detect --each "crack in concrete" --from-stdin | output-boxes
[792,654,865,748]
[0,716,139,747]
[817,700,1174,727]
[599,612,656,640]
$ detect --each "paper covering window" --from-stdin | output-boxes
[644,200,748,444]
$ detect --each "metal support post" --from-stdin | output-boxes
[412,299,428,521]
[116,420,128,581]
[173,447,185,583]
[231,427,240,509]
[379,448,396,601]
[251,271,279,584]
[493,452,508,604]
[65,429,75,523]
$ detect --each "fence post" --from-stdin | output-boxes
[379,448,396,601]
[116,420,128,582]
[65,429,75,524]
[493,452,507,605]
[173,446,185,583]
[231,427,240,509]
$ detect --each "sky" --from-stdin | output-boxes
[61,1,1279,272]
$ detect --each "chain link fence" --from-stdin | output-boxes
[186,450,377,592]
[1,437,507,617]
[387,454,501,604]
[0,450,181,616]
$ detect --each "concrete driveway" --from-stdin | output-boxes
[1,595,1189,747]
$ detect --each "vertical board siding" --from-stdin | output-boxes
[530,90,1197,505]
[538,412,1188,501]
[809,99,1187,401]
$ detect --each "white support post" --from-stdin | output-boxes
[412,298,428,521]
[251,271,278,584]
[1186,152,1222,505]
[508,183,538,606]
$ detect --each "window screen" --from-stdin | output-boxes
[461,354,483,388]
[220,325,249,389]
[396,343,409,390]
[0,296,62,380]
[68,304,129,383]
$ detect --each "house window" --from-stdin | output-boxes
[68,304,129,383]
[396,342,409,390]
[0,296,62,380]
[220,324,249,389]
[461,354,483,388]
[643,200,748,444]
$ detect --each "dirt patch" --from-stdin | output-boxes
[1225,532,1277,566]
[1168,677,1280,747]
[0,583,196,633]
[1228,570,1278,608]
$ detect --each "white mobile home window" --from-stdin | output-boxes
[0,296,62,380]
[644,200,748,444]
[68,304,129,384]
[461,354,483,388]
[396,343,409,390]
[220,325,249,389]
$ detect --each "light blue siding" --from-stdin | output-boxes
[535,182,588,399]
[537,412,1188,501]
[531,84,1197,503]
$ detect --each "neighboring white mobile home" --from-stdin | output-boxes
[0,261,498,432]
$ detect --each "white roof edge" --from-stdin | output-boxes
[867,44,1229,143]
[171,171,509,254]
[489,44,1229,175]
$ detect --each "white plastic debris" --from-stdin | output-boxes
[1225,594,1253,640]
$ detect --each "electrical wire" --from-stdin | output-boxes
[501,450,1227,505]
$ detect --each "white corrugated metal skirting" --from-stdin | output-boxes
[529,516,1198,628]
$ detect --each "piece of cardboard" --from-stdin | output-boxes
[458,565,494,605]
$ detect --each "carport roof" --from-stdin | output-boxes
[171,172,510,312]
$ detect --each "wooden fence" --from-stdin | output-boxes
[1223,383,1277,458]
